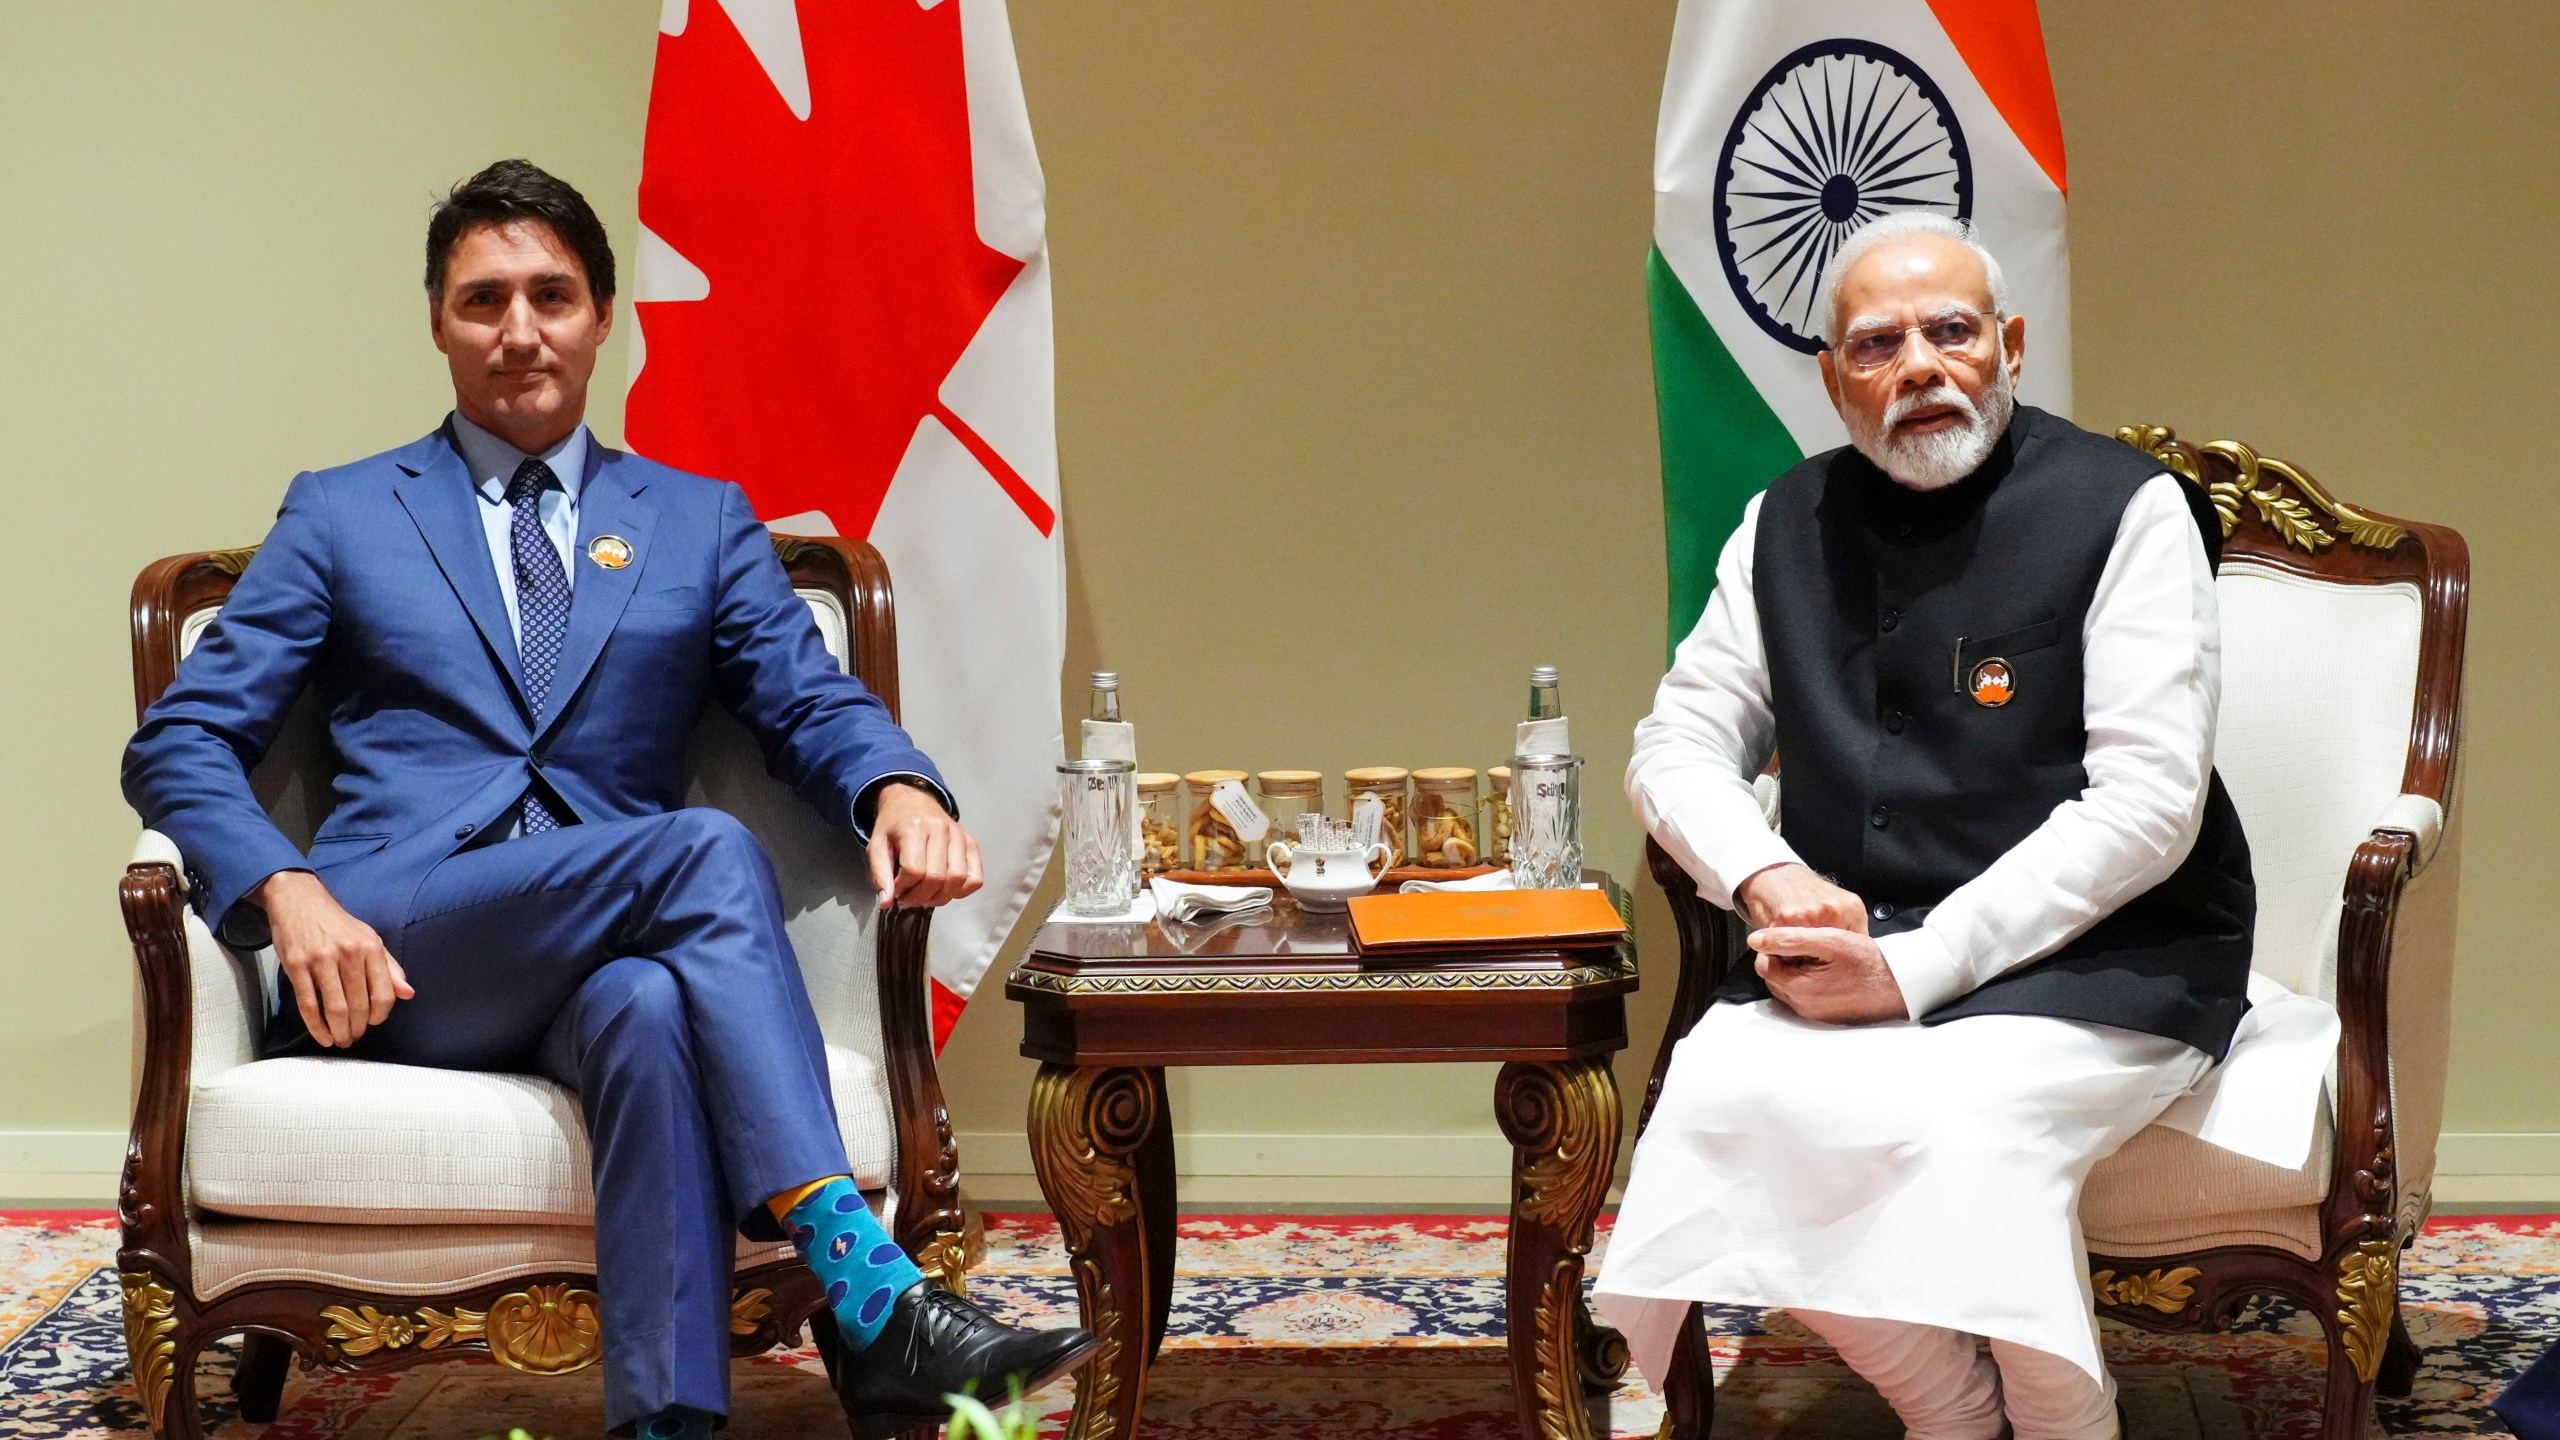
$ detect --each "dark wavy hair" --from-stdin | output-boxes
[424,159,616,303]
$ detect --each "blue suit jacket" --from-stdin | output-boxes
[123,423,947,941]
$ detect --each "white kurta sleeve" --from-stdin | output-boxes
[1627,494,1803,909]
[1877,473,2224,1016]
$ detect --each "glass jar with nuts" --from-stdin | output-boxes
[1342,766,1411,866]
[1136,772,1182,876]
[1410,767,1483,868]
[1182,769,1252,872]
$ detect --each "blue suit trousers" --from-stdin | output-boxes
[270,808,852,1427]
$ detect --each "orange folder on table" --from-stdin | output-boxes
[1347,888,1627,955]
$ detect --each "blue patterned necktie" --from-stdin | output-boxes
[507,457,571,834]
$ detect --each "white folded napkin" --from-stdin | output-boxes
[1149,877,1275,923]
[1398,869,1519,894]
[1396,870,1603,896]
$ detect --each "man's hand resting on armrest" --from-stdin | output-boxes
[256,869,414,1048]
[1735,862,1908,1026]
[868,782,985,910]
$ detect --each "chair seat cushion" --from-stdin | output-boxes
[2080,1117,2332,1260]
[188,1044,894,1226]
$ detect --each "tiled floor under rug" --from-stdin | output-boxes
[4,1210,2553,1437]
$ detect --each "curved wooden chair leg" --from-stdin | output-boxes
[2317,1312,2380,1440]
[1661,1301,1714,1440]
[2377,1304,2422,1399]
[230,1332,292,1423]
[154,1331,212,1440]
[1575,1293,1630,1396]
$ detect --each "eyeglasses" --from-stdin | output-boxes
[1834,311,1999,372]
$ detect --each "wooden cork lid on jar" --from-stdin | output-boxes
[1343,766,1410,786]
[1487,765,1512,790]
[1136,772,1181,792]
[1411,767,1478,784]
[1184,769,1248,787]
[1255,770,1324,793]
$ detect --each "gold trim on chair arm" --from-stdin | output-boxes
[2115,424,2406,552]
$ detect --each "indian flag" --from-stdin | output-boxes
[1652,0,2071,648]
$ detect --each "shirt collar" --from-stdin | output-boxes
[449,410,591,505]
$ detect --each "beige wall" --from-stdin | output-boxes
[0,2,2550,1200]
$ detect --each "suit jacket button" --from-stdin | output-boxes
[455,824,475,839]
[1869,804,1891,829]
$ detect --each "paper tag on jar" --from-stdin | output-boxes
[1080,719,1136,763]
[1209,779,1271,844]
[1351,794,1385,849]
[1516,717,1570,756]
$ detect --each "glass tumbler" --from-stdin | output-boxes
[1059,758,1138,915]
[1507,752,1584,890]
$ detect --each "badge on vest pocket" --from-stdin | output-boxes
[1967,658,2016,707]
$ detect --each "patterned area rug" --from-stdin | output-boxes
[4,1211,2550,1437]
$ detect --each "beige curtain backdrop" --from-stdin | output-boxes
[0,2,2547,1201]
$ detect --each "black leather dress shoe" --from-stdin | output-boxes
[815,1282,1098,1438]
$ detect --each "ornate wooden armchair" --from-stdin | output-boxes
[1638,426,2469,1440]
[116,535,968,1439]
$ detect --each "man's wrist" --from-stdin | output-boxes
[1874,929,1962,1019]
[252,868,320,907]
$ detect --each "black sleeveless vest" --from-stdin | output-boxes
[1720,405,2256,1058]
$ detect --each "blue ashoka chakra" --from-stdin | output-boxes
[1714,39,1973,355]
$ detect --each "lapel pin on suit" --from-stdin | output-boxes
[588,535,634,570]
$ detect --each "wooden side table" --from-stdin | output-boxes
[1006,881,1637,1440]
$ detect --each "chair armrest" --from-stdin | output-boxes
[2372,793,2444,874]
[875,905,964,1284]
[2321,827,2421,1252]
[1640,838,1746,1136]
[118,851,197,1290]
[131,828,189,881]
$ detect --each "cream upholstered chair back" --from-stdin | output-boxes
[2212,562,2425,1004]
[164,548,900,1177]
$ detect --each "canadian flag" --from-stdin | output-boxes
[627,0,1064,1044]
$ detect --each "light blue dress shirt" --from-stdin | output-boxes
[449,410,590,645]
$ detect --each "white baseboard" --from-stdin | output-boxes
[0,1131,124,1203]
[6,1128,2553,1211]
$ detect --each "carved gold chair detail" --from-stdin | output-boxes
[1639,426,2468,1440]
[117,535,967,1438]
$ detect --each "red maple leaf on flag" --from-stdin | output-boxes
[629,0,1052,539]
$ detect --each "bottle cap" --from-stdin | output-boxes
[1529,665,1560,686]
[1089,671,1121,690]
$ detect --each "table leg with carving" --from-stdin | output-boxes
[1133,1067,1177,1362]
[1496,1059,1623,1440]
[1029,1064,1159,1440]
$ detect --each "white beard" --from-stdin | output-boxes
[1844,364,2017,492]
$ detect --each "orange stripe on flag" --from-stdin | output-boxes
[1925,0,2068,196]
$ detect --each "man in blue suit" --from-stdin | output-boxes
[122,160,1092,1440]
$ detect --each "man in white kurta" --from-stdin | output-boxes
[1596,215,2327,1440]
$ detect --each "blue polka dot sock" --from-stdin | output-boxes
[637,1404,715,1440]
[781,1177,926,1350]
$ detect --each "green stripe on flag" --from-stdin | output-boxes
[1649,245,1803,661]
